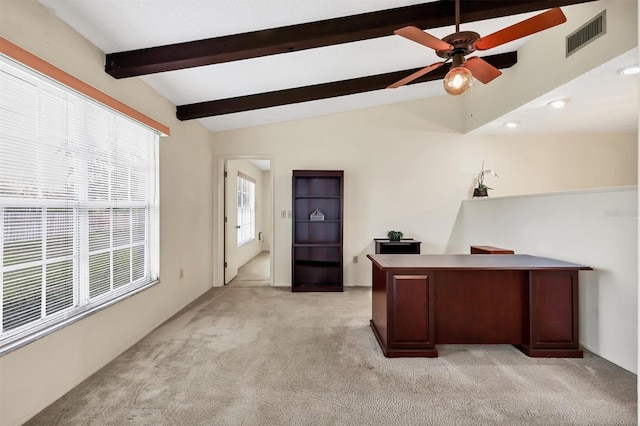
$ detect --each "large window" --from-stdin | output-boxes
[0,56,160,351]
[237,173,255,246]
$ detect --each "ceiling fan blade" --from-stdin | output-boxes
[387,62,445,89]
[475,8,567,51]
[465,57,502,84]
[394,26,454,51]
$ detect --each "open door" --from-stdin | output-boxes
[224,166,239,284]
[222,158,272,286]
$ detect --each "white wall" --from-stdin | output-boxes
[451,186,637,374]
[0,1,216,425]
[209,102,637,290]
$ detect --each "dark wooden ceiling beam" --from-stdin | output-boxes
[176,52,517,120]
[106,0,593,78]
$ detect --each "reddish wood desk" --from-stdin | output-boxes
[367,254,592,358]
[470,245,514,254]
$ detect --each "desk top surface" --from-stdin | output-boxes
[367,254,592,271]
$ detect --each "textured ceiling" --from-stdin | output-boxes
[38,0,638,134]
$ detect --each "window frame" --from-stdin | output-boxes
[236,172,256,247]
[0,54,161,355]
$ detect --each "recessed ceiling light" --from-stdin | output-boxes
[618,65,640,75]
[547,99,569,109]
[504,121,518,128]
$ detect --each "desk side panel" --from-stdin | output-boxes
[389,274,434,347]
[371,263,388,347]
[529,270,580,348]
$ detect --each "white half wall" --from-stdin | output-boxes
[452,186,637,373]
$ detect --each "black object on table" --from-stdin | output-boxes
[374,238,421,254]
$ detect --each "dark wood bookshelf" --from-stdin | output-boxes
[292,170,344,292]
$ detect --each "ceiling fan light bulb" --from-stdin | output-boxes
[443,66,473,95]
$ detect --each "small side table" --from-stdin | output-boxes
[375,239,421,254]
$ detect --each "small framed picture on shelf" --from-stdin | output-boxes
[310,208,325,221]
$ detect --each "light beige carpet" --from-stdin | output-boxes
[27,287,636,425]
[228,251,270,287]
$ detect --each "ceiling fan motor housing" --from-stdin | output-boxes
[436,31,481,59]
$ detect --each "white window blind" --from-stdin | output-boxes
[237,173,255,246]
[0,56,160,350]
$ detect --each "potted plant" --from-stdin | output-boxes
[473,162,499,197]
[387,230,403,241]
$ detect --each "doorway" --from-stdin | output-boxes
[218,157,273,287]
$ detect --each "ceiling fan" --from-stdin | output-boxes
[388,0,567,95]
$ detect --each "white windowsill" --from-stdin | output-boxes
[0,279,161,356]
[237,238,256,247]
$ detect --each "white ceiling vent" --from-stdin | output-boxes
[566,10,606,57]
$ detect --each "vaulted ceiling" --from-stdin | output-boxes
[38,0,637,134]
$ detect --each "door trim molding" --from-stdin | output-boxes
[214,155,274,288]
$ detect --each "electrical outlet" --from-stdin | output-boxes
[281,210,286,218]
[353,256,358,264]
[179,268,184,279]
